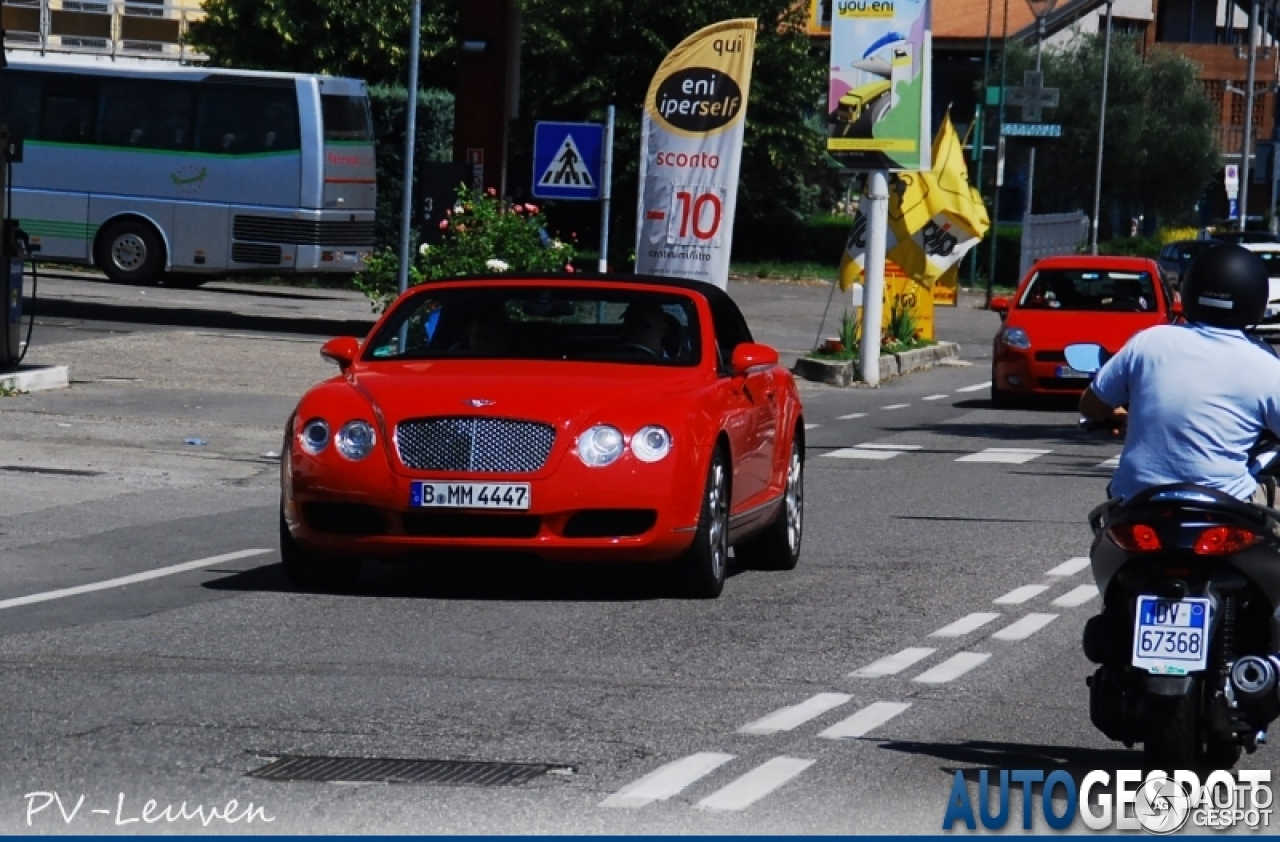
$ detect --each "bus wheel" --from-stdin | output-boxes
[97,220,164,285]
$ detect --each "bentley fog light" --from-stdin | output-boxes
[577,425,625,467]
[300,418,330,455]
[631,425,672,463]
[335,420,377,461]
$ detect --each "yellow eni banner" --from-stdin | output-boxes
[634,19,757,288]
[827,0,930,170]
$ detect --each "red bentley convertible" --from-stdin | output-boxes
[280,274,806,598]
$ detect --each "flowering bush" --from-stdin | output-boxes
[354,186,578,311]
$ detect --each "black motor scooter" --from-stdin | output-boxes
[1067,343,1280,769]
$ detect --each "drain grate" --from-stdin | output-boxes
[246,755,564,787]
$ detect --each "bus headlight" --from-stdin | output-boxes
[335,420,376,461]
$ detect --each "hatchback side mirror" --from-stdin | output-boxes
[990,296,1010,319]
[1170,299,1184,318]
[320,336,360,369]
[731,342,779,374]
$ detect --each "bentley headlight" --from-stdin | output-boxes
[631,425,672,463]
[577,425,625,467]
[300,418,330,455]
[335,420,377,461]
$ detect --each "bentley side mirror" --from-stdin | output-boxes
[731,342,779,375]
[320,336,360,369]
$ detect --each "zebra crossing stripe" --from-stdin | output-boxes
[849,647,936,678]
[600,752,734,809]
[696,757,815,811]
[738,693,852,735]
[956,447,1052,464]
[818,701,912,739]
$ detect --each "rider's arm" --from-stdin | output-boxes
[1079,387,1119,423]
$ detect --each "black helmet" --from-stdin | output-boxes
[1179,243,1269,328]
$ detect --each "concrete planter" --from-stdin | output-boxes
[791,341,960,387]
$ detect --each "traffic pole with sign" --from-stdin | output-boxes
[1226,164,1240,220]
[598,106,614,272]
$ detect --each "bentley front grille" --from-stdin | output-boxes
[396,417,556,473]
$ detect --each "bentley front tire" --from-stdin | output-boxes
[678,448,730,599]
[279,509,361,593]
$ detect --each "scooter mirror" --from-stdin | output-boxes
[1064,343,1105,374]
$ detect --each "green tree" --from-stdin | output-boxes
[188,0,458,88]
[516,0,835,263]
[994,36,1217,229]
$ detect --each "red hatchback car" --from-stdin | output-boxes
[280,274,805,599]
[990,255,1179,406]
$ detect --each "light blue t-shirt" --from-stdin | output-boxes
[1091,323,1280,501]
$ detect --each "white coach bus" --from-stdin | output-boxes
[0,55,376,285]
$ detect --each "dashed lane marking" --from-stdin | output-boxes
[1052,584,1099,607]
[0,549,272,611]
[601,753,735,809]
[818,701,912,740]
[825,444,923,461]
[1046,557,1091,577]
[913,652,991,684]
[922,394,949,401]
[992,613,1059,641]
[956,447,1052,464]
[849,647,936,678]
[1097,456,1121,469]
[881,404,910,410]
[804,423,821,430]
[738,693,852,736]
[994,585,1050,605]
[956,381,992,393]
[930,612,1001,638]
[696,757,815,811]
[838,412,867,420]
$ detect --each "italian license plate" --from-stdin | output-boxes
[1056,365,1090,379]
[410,481,530,510]
[1132,596,1211,675]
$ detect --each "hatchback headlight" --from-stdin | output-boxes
[300,418,330,455]
[631,425,672,463]
[577,425,625,467]
[1000,327,1031,350]
[335,420,377,461]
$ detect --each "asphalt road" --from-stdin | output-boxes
[0,273,1273,835]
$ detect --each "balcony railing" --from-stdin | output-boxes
[1,0,207,63]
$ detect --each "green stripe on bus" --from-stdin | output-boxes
[22,219,96,240]
[25,140,302,160]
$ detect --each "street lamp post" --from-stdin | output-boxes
[1090,0,1115,254]
[1023,0,1058,221]
[1241,0,1260,232]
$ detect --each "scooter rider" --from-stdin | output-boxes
[1079,243,1280,506]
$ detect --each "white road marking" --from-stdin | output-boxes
[922,394,949,401]
[992,613,1059,641]
[1047,557,1091,577]
[1097,456,1121,469]
[956,381,992,393]
[696,757,815,811]
[825,444,922,461]
[818,701,912,740]
[913,652,991,684]
[1053,584,1100,607]
[956,447,1052,464]
[849,647,936,678]
[881,403,910,410]
[738,693,852,735]
[804,423,821,430]
[0,549,272,612]
[601,753,735,809]
[994,584,1050,605]
[930,612,1001,638]
[838,412,867,420]
[854,443,924,450]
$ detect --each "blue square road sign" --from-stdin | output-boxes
[532,122,604,201]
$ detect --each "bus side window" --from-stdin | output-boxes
[99,79,194,151]
[196,85,299,155]
[41,73,98,145]
[0,70,42,142]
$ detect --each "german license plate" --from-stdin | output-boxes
[1057,365,1090,379]
[410,481,530,510]
[1132,596,1211,675]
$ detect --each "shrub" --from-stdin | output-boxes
[369,86,454,250]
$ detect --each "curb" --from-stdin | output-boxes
[0,364,70,394]
[791,342,960,387]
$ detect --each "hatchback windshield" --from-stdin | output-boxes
[364,286,701,365]
[1018,269,1158,313]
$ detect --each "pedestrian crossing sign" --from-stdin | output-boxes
[533,122,604,201]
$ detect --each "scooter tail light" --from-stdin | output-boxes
[1107,523,1162,552]
[1193,526,1261,555]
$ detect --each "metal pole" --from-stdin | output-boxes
[597,105,614,273]
[1090,0,1115,255]
[859,170,889,387]
[396,0,423,295]
[968,0,996,288]
[1025,16,1045,222]
[986,0,1011,309]
[1242,0,1259,232]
